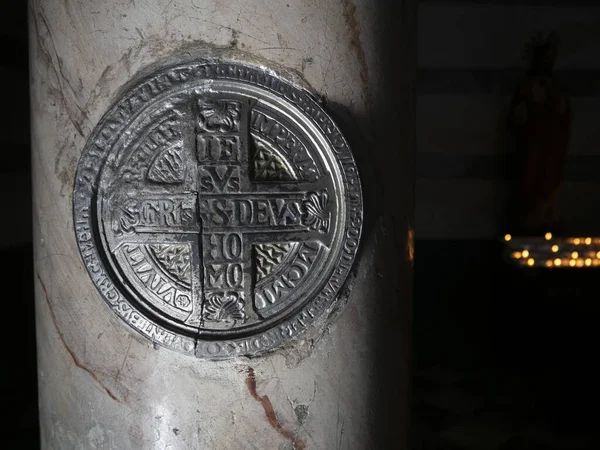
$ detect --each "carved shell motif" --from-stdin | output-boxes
[198,99,240,133]
[112,199,139,235]
[204,292,246,324]
[302,191,330,233]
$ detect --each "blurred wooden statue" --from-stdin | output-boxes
[509,31,572,234]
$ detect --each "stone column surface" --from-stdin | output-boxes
[29,0,415,448]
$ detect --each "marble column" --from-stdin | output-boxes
[30,0,415,448]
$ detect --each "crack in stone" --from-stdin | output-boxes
[341,0,370,108]
[36,271,122,403]
[243,367,305,450]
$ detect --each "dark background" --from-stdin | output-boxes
[5,1,600,449]
[3,1,38,449]
[414,1,599,449]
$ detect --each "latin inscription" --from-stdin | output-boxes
[74,60,363,359]
[203,233,245,290]
[113,196,197,234]
[199,197,304,229]
[197,135,240,162]
[255,242,320,309]
[125,245,192,311]
[250,111,318,181]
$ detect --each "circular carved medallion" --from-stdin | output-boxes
[73,59,363,358]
